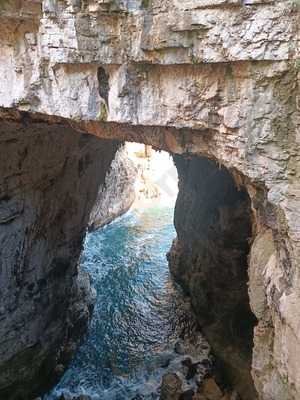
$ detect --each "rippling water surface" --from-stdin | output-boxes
[46,205,203,400]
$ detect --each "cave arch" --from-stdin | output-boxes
[0,109,258,399]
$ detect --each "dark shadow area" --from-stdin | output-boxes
[97,67,110,106]
[168,155,257,400]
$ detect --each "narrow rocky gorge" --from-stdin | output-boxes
[0,0,299,399]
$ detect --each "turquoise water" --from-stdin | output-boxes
[46,206,206,400]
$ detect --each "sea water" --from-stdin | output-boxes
[45,206,209,400]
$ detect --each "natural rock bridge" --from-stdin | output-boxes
[0,1,299,399]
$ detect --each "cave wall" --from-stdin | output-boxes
[0,118,118,399]
[168,155,256,399]
[0,0,299,399]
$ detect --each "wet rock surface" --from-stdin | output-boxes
[160,368,239,400]
[58,394,92,400]
[160,373,182,400]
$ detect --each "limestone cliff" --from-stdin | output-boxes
[88,145,137,230]
[0,0,299,399]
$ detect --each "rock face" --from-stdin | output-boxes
[0,116,118,399]
[168,155,256,400]
[88,145,137,230]
[0,1,299,399]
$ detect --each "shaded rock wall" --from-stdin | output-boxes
[0,117,118,399]
[168,155,256,399]
[88,145,137,230]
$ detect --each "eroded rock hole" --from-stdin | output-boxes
[47,144,214,400]
[97,67,110,106]
[46,148,256,400]
[0,124,257,400]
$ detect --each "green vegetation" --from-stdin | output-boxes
[295,59,300,70]
[141,0,151,9]
[291,0,300,8]
[0,0,10,7]
[97,101,108,122]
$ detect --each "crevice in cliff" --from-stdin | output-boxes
[97,67,110,105]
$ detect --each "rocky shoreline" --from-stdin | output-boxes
[47,292,237,400]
